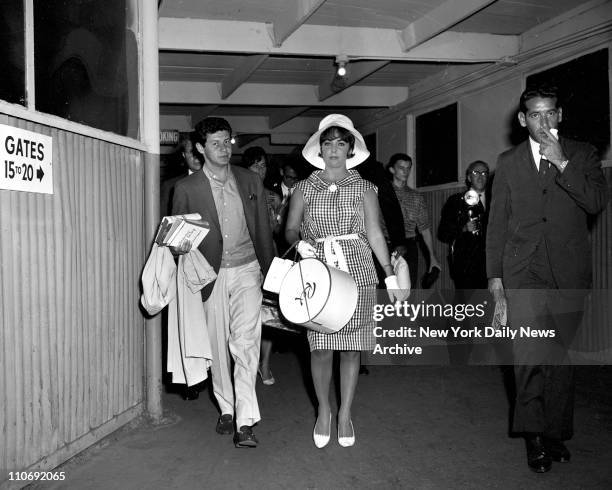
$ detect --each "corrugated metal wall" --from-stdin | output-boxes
[0,116,145,480]
[422,185,464,292]
[423,167,612,355]
[578,167,612,355]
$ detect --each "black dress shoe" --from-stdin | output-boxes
[183,385,199,400]
[234,425,258,448]
[546,438,571,463]
[215,414,234,435]
[525,435,552,473]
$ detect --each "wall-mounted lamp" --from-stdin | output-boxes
[335,55,349,77]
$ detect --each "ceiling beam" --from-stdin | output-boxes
[203,116,317,134]
[520,0,612,53]
[160,81,408,107]
[268,106,310,128]
[270,132,312,145]
[400,0,498,51]
[271,0,326,47]
[318,60,389,101]
[221,54,268,99]
[192,105,219,123]
[236,134,267,147]
[159,18,519,62]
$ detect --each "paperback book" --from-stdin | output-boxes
[155,213,210,251]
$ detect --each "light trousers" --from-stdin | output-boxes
[203,260,262,428]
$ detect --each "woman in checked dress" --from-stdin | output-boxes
[285,114,404,448]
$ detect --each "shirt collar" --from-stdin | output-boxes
[202,164,232,184]
[528,136,542,165]
[281,182,291,196]
[528,129,559,165]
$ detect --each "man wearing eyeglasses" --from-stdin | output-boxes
[486,83,608,473]
[438,161,491,364]
[439,160,490,290]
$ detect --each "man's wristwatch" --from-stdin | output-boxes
[558,159,569,172]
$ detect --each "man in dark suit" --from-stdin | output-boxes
[159,132,203,218]
[159,132,204,401]
[486,84,609,472]
[268,160,299,254]
[439,160,490,290]
[270,160,299,203]
[439,160,490,363]
[172,117,275,448]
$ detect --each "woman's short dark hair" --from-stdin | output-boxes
[319,126,355,156]
[241,146,267,168]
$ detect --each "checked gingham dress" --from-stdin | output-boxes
[295,169,378,351]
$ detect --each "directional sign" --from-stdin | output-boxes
[0,124,53,194]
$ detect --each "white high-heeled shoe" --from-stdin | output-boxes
[338,420,355,447]
[313,413,331,448]
[258,366,275,386]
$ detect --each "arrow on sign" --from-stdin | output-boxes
[37,166,44,181]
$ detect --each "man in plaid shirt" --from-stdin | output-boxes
[388,153,441,286]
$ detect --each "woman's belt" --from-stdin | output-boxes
[315,234,360,272]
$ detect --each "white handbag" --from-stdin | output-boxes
[263,241,300,294]
[263,257,295,294]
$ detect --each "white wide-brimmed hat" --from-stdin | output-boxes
[302,114,370,169]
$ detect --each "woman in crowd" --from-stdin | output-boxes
[284,114,403,448]
[240,146,286,386]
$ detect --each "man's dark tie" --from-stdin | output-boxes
[539,158,549,178]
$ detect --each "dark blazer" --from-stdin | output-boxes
[438,190,489,289]
[486,137,608,290]
[172,166,275,301]
[356,158,406,248]
[160,171,187,217]
[269,180,284,198]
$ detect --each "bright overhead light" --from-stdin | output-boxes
[230,136,236,144]
[335,55,349,77]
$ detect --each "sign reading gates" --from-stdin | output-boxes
[0,124,53,194]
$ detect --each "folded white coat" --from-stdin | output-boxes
[140,243,176,315]
[140,243,217,386]
[167,250,217,387]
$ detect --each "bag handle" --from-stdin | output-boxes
[281,240,302,262]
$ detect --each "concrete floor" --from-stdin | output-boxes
[36,336,612,490]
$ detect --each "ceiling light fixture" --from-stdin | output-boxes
[230,136,236,144]
[335,54,349,77]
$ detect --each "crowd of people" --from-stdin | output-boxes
[158,82,608,473]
